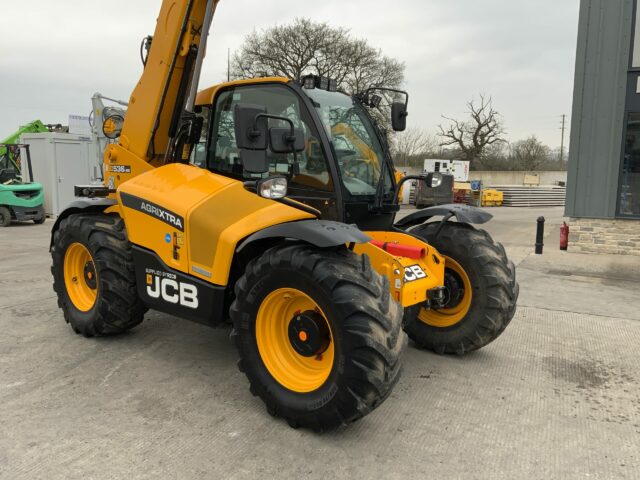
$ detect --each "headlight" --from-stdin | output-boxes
[258,177,288,199]
[427,172,443,188]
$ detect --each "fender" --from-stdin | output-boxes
[238,219,371,251]
[394,204,493,229]
[49,198,116,249]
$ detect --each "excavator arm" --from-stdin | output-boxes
[103,0,219,193]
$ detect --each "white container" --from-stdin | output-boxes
[423,159,470,182]
[450,160,470,182]
[20,132,99,217]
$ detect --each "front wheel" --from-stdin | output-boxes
[51,213,147,337]
[230,244,406,431]
[404,222,518,354]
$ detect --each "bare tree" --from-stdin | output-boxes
[438,95,506,163]
[511,135,551,171]
[392,127,439,169]
[231,19,405,95]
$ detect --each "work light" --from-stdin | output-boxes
[369,94,382,108]
[302,75,316,89]
[318,76,330,90]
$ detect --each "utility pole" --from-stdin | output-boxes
[559,114,566,162]
[227,48,230,82]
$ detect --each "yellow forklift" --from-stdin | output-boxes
[50,0,517,430]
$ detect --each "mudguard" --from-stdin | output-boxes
[238,220,371,251]
[394,204,492,229]
[49,198,116,248]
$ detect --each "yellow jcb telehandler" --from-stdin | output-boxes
[50,0,518,431]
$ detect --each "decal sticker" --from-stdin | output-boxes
[165,233,171,243]
[192,265,212,278]
[120,192,185,231]
[404,265,427,283]
[145,268,199,309]
[109,165,132,173]
[175,232,184,246]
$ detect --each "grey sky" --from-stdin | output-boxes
[0,0,579,148]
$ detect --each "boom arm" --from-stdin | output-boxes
[104,0,220,192]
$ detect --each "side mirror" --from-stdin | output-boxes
[269,127,305,153]
[234,103,268,173]
[103,114,124,139]
[391,102,408,132]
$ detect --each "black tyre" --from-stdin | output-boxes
[51,213,147,337]
[404,222,518,354]
[231,244,406,431]
[0,206,11,227]
[33,213,46,224]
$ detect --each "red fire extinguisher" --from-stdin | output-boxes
[560,222,569,251]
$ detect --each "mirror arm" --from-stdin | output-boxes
[393,175,431,201]
[364,87,409,110]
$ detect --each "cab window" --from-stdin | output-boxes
[207,84,333,192]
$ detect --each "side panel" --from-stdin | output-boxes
[132,246,225,326]
[118,163,314,286]
[188,191,315,284]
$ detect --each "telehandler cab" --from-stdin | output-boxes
[51,0,518,431]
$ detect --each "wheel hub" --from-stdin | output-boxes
[83,261,97,290]
[442,269,465,309]
[288,310,331,357]
[63,242,98,312]
[417,256,473,328]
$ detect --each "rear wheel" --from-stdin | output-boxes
[51,213,147,337]
[231,244,406,431]
[0,206,11,227]
[404,222,518,354]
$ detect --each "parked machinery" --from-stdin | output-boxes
[0,121,51,226]
[50,0,518,430]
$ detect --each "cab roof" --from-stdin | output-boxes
[195,77,290,106]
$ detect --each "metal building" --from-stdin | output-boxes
[567,0,640,254]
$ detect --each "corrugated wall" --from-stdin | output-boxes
[566,0,634,218]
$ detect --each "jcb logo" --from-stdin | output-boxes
[404,265,427,283]
[146,274,199,309]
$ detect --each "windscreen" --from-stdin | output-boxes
[305,88,391,196]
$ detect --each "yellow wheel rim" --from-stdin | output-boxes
[63,242,98,312]
[256,288,334,393]
[418,256,472,328]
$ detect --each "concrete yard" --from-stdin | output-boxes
[1,206,639,479]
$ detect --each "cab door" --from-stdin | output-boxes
[205,83,340,220]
